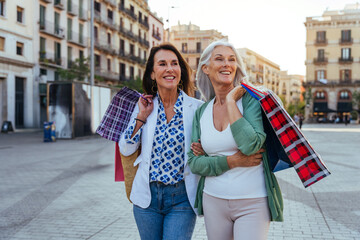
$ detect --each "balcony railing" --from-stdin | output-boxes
[67,1,78,16]
[94,39,117,56]
[139,19,149,29]
[138,37,149,48]
[41,0,52,3]
[67,31,87,47]
[313,57,328,64]
[54,0,65,10]
[152,32,161,41]
[39,51,64,67]
[182,49,202,54]
[339,38,353,45]
[338,57,353,63]
[314,39,327,45]
[39,21,65,39]
[94,10,117,30]
[303,79,360,87]
[95,68,119,81]
[118,50,146,65]
[119,26,137,41]
[124,8,137,21]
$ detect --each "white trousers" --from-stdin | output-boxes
[203,193,270,240]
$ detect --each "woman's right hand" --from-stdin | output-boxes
[137,94,154,121]
[227,149,265,169]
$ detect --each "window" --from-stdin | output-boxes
[67,46,72,67]
[341,30,351,43]
[316,31,326,43]
[107,32,111,44]
[107,59,111,71]
[79,24,84,44]
[0,0,5,17]
[130,44,134,55]
[340,70,351,82]
[107,9,113,20]
[315,91,325,99]
[16,42,23,55]
[94,1,100,12]
[0,36,4,51]
[54,42,61,65]
[95,54,100,67]
[79,50,84,60]
[196,42,201,53]
[138,11,142,21]
[94,26,98,40]
[316,70,326,80]
[54,12,60,35]
[130,66,134,80]
[340,91,350,100]
[138,47,141,57]
[317,49,325,60]
[341,48,351,60]
[144,50,146,60]
[120,63,125,77]
[17,6,24,23]
[67,18,72,40]
[120,39,124,52]
[40,37,46,56]
[40,68,47,76]
[130,5,134,13]
[196,58,200,67]
[39,5,45,27]
[182,43,187,53]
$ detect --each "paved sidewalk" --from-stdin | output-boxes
[0,124,359,240]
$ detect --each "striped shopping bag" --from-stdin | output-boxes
[241,83,331,188]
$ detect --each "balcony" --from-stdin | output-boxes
[139,19,149,29]
[41,0,52,3]
[67,31,87,47]
[54,0,65,10]
[118,50,146,65]
[94,11,117,30]
[138,37,149,48]
[303,79,360,87]
[119,26,137,41]
[103,0,117,7]
[339,38,353,45]
[79,8,87,20]
[67,1,78,16]
[313,57,328,65]
[124,8,137,21]
[95,68,119,81]
[314,39,327,46]
[94,39,117,56]
[39,21,65,39]
[338,57,353,64]
[39,51,64,67]
[152,32,161,41]
[181,49,202,54]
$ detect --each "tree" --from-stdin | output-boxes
[58,57,90,82]
[353,91,360,111]
[116,76,143,92]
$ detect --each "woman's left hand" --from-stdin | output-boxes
[226,86,246,103]
[191,140,205,156]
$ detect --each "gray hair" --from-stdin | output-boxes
[196,39,248,101]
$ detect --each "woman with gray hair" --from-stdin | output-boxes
[188,40,283,240]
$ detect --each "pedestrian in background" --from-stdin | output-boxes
[188,40,283,240]
[299,114,304,129]
[119,43,203,240]
[294,113,300,126]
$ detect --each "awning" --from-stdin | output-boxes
[313,102,336,113]
[337,102,353,112]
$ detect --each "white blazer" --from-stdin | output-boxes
[119,91,203,214]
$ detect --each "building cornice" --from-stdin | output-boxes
[0,28,33,40]
[0,56,35,68]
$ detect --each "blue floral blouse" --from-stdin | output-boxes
[124,91,185,185]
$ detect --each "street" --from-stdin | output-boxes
[0,124,359,240]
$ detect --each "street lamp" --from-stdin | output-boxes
[167,6,177,42]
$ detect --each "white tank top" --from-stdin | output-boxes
[200,98,267,199]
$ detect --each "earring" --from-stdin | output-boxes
[151,79,157,93]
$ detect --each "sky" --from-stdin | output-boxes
[148,0,358,76]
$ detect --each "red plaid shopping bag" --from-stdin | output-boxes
[241,83,331,188]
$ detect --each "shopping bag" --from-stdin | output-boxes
[96,87,140,183]
[241,83,331,188]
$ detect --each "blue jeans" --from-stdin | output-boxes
[133,181,196,240]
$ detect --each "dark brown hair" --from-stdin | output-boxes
[142,43,194,96]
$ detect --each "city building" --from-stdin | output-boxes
[168,22,227,71]
[0,0,36,129]
[304,4,360,122]
[279,71,304,106]
[148,12,163,49]
[237,48,281,95]
[94,0,149,84]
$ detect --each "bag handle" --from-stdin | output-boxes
[241,83,265,100]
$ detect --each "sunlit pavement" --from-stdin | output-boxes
[0,123,359,240]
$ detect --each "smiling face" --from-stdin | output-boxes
[151,49,181,92]
[202,45,237,87]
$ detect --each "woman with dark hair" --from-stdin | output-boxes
[119,43,203,240]
[188,40,283,240]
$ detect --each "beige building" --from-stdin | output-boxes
[168,22,227,71]
[304,4,360,122]
[237,48,281,95]
[94,0,149,84]
[279,71,304,105]
[0,0,36,128]
[148,12,163,49]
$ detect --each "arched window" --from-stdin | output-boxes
[339,90,351,100]
[315,91,326,100]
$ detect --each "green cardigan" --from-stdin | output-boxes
[187,92,284,222]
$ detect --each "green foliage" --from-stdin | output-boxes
[353,91,360,110]
[278,95,287,107]
[58,57,90,82]
[286,101,305,118]
[350,110,358,120]
[115,76,144,93]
